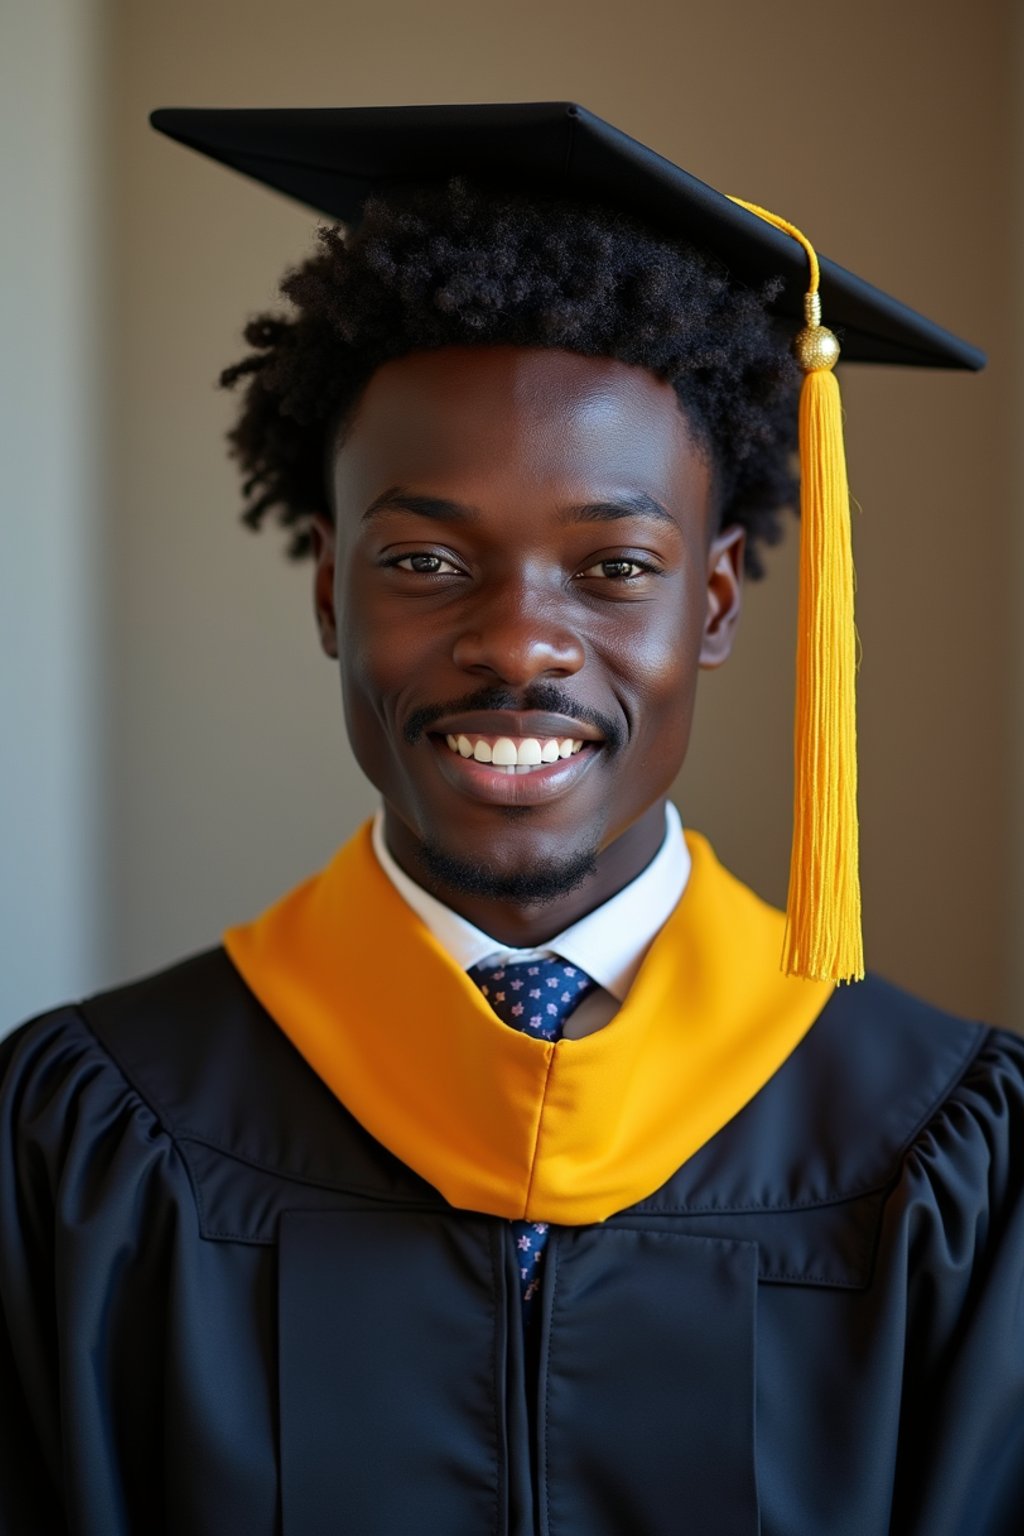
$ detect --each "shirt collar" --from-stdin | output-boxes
[370,802,690,1002]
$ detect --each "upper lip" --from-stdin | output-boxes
[428,710,604,743]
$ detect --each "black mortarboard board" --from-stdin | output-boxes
[150,100,986,986]
[150,101,983,372]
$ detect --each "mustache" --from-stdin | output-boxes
[403,682,624,751]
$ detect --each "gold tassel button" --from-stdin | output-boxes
[794,293,840,373]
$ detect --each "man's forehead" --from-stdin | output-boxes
[330,346,704,519]
[348,345,683,421]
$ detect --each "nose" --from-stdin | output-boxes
[450,580,585,686]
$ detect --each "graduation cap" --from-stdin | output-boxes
[150,101,985,986]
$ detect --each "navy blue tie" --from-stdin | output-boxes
[466,956,598,1327]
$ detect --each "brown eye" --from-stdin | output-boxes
[391,553,461,574]
[578,558,652,580]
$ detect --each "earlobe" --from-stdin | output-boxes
[310,514,339,659]
[699,524,745,669]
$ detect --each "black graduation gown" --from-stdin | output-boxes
[1,947,1022,1536]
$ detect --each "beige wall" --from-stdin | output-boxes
[12,0,1020,1025]
[2,0,105,1026]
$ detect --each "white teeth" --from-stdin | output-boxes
[444,733,586,766]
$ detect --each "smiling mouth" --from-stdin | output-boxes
[427,728,601,805]
[442,732,585,774]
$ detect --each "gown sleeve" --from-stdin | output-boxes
[0,1006,195,1536]
[887,1025,1024,1536]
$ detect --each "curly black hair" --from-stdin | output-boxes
[219,177,800,577]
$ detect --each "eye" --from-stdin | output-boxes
[386,552,463,575]
[577,557,659,580]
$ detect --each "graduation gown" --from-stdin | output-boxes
[2,829,1023,1535]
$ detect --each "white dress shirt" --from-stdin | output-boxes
[371,801,690,1038]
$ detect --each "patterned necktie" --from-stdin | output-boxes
[466,956,598,1328]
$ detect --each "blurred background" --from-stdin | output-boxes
[3,0,1021,1033]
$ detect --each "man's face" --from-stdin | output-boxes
[314,346,743,919]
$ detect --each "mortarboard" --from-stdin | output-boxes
[150,101,985,985]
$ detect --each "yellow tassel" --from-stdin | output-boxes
[786,323,863,982]
[728,201,864,984]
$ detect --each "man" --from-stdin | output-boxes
[2,104,1022,1536]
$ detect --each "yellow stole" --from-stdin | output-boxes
[224,824,832,1224]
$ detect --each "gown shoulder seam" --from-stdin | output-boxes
[884,1021,997,1181]
[74,1002,189,1148]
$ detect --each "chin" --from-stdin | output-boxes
[415,834,599,909]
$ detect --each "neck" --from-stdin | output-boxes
[381,799,668,947]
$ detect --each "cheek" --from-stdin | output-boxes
[338,638,408,803]
[605,585,705,781]
[618,586,704,704]
[335,574,398,765]
[335,563,447,797]
[338,556,408,695]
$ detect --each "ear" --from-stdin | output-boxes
[310,514,339,659]
[699,523,745,669]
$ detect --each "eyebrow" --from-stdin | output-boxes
[558,493,677,528]
[361,488,480,523]
[361,486,677,528]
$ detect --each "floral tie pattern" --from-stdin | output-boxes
[466,956,598,1328]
